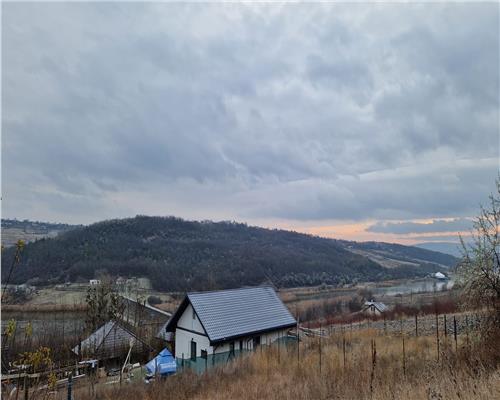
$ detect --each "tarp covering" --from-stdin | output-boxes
[145,348,176,375]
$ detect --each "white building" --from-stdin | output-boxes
[89,279,101,286]
[434,272,447,280]
[162,286,296,362]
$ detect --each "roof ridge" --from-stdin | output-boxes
[187,285,275,296]
[95,320,119,352]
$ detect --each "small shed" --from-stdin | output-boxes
[363,301,388,316]
[73,321,151,363]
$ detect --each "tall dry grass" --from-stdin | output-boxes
[67,329,499,400]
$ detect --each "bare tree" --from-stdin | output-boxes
[85,276,124,332]
[1,240,25,302]
[457,178,500,331]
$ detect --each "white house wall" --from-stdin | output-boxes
[175,313,292,360]
[175,327,212,360]
[178,304,206,333]
[175,304,212,359]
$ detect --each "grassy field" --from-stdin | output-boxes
[10,277,451,310]
[63,327,499,400]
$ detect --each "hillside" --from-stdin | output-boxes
[415,242,462,258]
[338,240,458,276]
[1,216,456,291]
[1,219,79,247]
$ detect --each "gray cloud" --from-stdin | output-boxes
[367,218,473,235]
[2,3,498,226]
[407,235,465,243]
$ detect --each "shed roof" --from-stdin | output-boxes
[363,301,388,312]
[164,286,296,343]
[73,320,150,359]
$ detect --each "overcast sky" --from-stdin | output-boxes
[2,2,499,244]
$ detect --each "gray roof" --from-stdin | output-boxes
[73,321,149,359]
[165,286,296,343]
[364,301,389,312]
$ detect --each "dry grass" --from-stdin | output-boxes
[67,329,499,400]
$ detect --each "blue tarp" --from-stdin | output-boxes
[145,348,176,375]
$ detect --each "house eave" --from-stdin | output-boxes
[209,322,296,345]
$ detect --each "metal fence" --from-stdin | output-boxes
[176,336,297,374]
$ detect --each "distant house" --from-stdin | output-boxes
[89,279,101,286]
[434,272,447,280]
[363,301,388,316]
[72,320,151,364]
[115,276,126,286]
[162,286,296,367]
[14,284,35,293]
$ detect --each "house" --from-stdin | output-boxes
[433,272,447,280]
[363,301,388,316]
[162,286,296,368]
[72,320,151,365]
[115,276,126,286]
[13,284,35,294]
[89,279,101,286]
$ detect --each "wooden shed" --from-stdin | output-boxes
[72,320,151,364]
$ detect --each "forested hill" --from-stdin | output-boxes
[1,216,455,291]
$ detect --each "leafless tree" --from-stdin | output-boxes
[457,178,500,335]
[85,276,124,332]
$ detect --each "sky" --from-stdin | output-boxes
[2,2,499,245]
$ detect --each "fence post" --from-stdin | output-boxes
[16,370,21,400]
[402,334,406,377]
[465,315,470,350]
[453,316,458,352]
[435,312,440,362]
[370,339,376,398]
[342,335,346,369]
[444,315,447,338]
[297,324,300,365]
[319,322,322,374]
[278,331,281,364]
[23,371,28,400]
[67,372,73,400]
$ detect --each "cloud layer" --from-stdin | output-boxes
[367,218,473,235]
[2,3,499,234]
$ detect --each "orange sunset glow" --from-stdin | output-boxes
[259,218,470,246]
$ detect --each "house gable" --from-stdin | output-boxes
[177,303,208,336]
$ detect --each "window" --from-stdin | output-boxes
[201,349,208,359]
[191,340,197,361]
[230,341,235,355]
[239,340,243,351]
[253,336,260,348]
